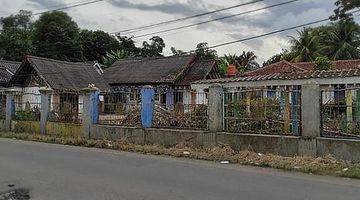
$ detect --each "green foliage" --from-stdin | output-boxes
[102,49,134,67]
[32,11,83,62]
[332,0,360,20]
[0,10,32,31]
[0,29,33,61]
[314,56,334,70]
[14,105,40,121]
[80,30,121,62]
[320,20,360,60]
[195,42,217,59]
[269,20,360,65]
[218,52,259,76]
[289,28,321,62]
[170,47,186,56]
[0,10,33,61]
[141,36,165,57]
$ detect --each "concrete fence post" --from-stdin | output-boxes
[299,82,321,156]
[141,86,155,128]
[208,84,224,132]
[5,89,16,132]
[39,87,52,135]
[82,87,100,139]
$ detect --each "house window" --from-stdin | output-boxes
[60,93,79,114]
[174,91,183,104]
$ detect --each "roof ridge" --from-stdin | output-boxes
[26,55,94,67]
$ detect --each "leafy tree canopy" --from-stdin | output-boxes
[332,0,360,20]
[32,11,83,62]
[141,36,165,57]
[0,10,32,31]
[80,30,121,62]
[314,56,334,70]
[195,42,217,59]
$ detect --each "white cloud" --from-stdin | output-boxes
[1,0,355,64]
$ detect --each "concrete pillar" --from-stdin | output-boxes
[39,87,52,135]
[141,86,155,128]
[299,82,321,157]
[208,84,224,132]
[166,87,174,110]
[82,87,100,139]
[291,86,300,135]
[5,89,16,132]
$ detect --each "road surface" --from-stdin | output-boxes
[0,138,359,200]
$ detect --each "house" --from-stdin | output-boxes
[8,56,109,123]
[0,60,21,88]
[103,54,220,109]
[192,59,360,92]
[0,60,22,117]
[192,59,360,135]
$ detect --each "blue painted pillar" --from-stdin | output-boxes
[5,90,15,132]
[90,91,100,124]
[166,87,174,110]
[141,86,155,128]
[82,87,100,139]
[291,86,300,135]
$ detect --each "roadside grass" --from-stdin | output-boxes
[0,132,359,179]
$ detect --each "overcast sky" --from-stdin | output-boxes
[1,0,358,63]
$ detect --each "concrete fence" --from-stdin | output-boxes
[2,84,360,162]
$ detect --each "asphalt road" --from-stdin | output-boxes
[0,139,359,200]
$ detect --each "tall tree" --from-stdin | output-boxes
[262,49,296,66]
[32,11,83,62]
[237,51,259,71]
[0,10,33,61]
[80,30,121,62]
[102,49,135,67]
[289,28,320,62]
[195,42,217,59]
[170,47,186,56]
[0,10,32,31]
[140,36,165,57]
[332,0,360,20]
[320,20,360,60]
[114,34,140,56]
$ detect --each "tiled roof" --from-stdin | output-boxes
[104,55,219,86]
[0,60,21,85]
[194,59,360,84]
[177,59,219,86]
[9,56,109,92]
[194,69,360,84]
[104,55,195,85]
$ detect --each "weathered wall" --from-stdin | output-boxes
[12,121,40,134]
[92,125,216,147]
[46,122,82,138]
[92,125,297,155]
[10,120,82,138]
[217,133,299,157]
[2,121,360,162]
[317,138,360,162]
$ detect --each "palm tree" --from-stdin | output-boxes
[102,49,134,68]
[320,20,360,60]
[289,28,320,62]
[236,51,259,71]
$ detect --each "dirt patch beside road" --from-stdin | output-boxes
[0,188,30,200]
